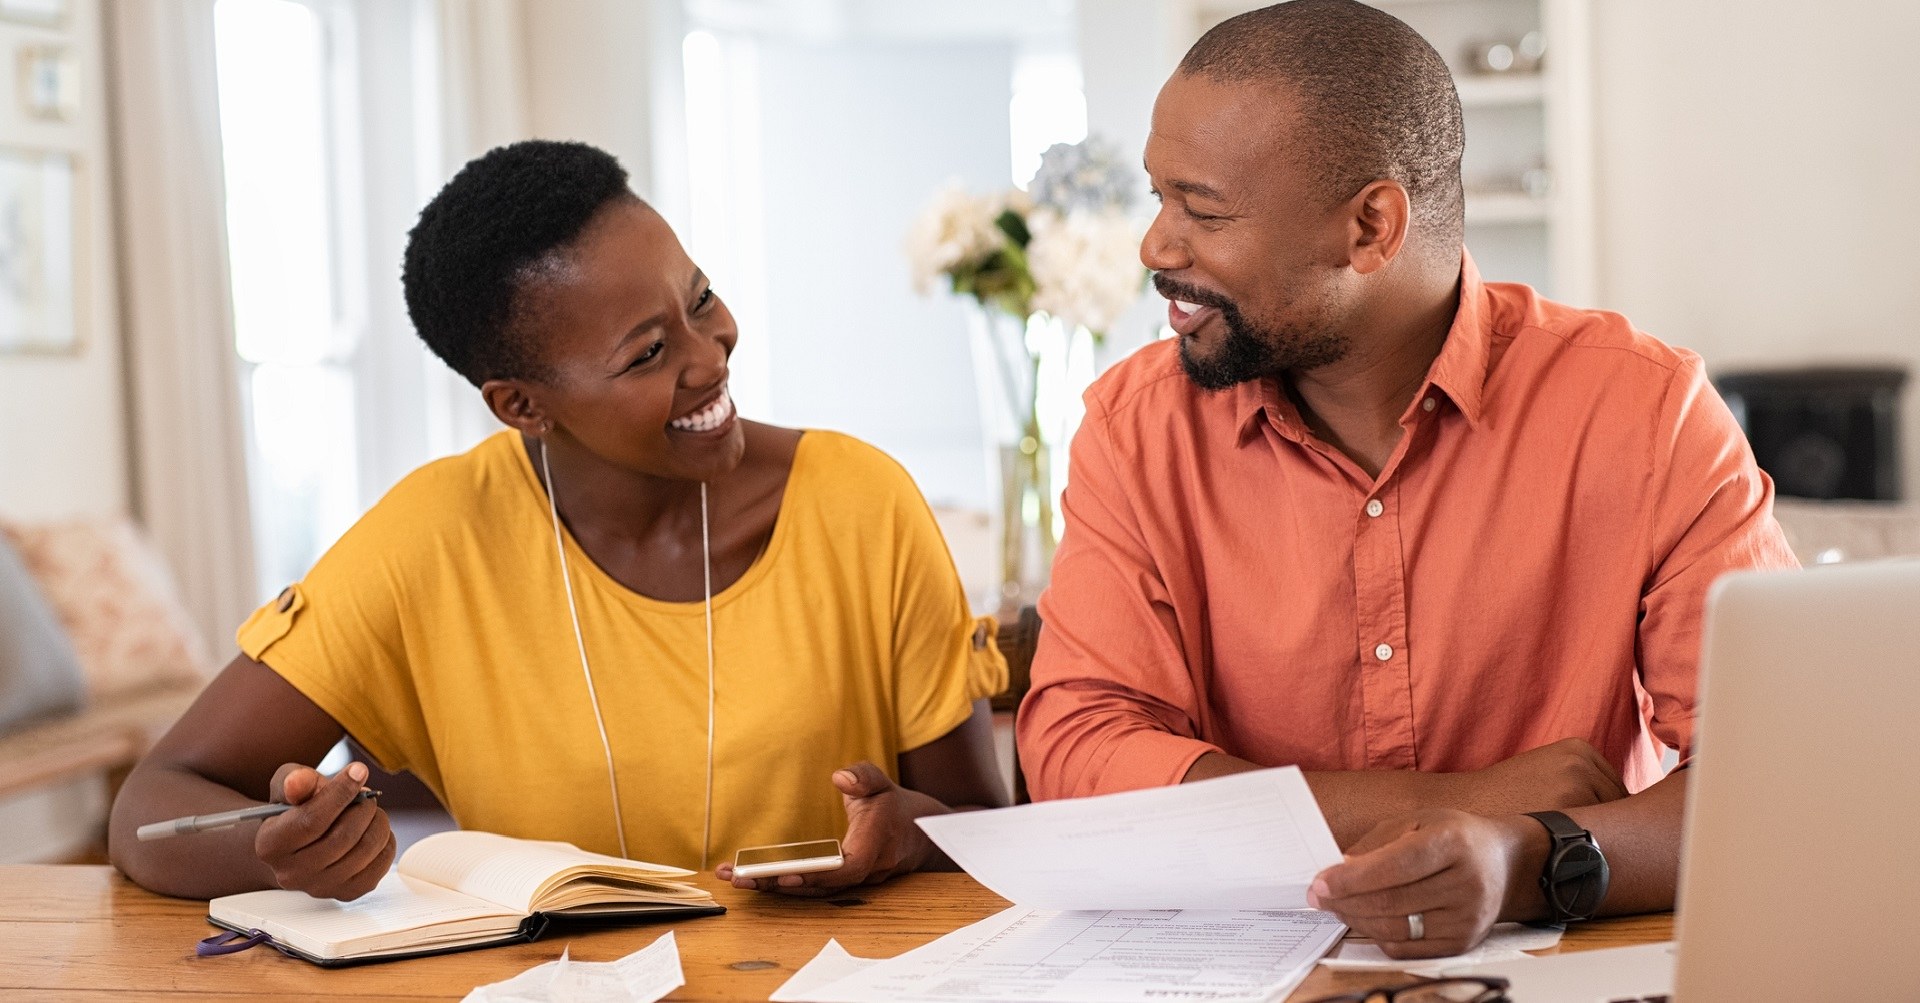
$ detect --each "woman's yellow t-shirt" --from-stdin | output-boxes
[236,429,1004,869]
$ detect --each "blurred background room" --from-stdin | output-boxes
[2,0,1916,864]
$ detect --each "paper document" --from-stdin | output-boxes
[915,766,1344,910]
[778,768,1350,1002]
[461,932,684,1002]
[1321,922,1565,976]
[770,940,879,1002]
[775,906,1345,1003]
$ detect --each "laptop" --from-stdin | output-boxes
[1441,559,1920,1001]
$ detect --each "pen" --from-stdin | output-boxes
[135,789,382,842]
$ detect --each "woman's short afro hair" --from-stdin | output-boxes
[402,140,634,387]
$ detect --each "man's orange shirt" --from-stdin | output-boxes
[1019,256,1798,800]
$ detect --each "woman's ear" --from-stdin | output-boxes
[481,379,550,436]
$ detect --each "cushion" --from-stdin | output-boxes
[0,531,86,734]
[0,517,211,703]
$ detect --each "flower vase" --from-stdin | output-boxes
[970,311,1062,607]
[997,414,1057,607]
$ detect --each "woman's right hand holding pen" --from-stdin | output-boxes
[256,762,396,901]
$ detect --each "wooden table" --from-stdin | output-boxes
[4,866,1672,1001]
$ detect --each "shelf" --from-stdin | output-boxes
[1465,191,1552,224]
[1455,73,1545,108]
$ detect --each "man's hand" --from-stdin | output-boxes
[717,762,940,897]
[1445,738,1629,817]
[1307,809,1542,960]
[254,762,395,901]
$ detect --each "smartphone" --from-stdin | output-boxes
[731,838,845,880]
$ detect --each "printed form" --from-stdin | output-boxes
[775,768,1349,1002]
[776,906,1344,1002]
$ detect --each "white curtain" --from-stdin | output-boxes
[103,0,258,658]
[417,0,532,455]
[434,0,531,164]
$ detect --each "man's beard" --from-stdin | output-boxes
[1155,273,1349,391]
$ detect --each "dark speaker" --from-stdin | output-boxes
[1714,367,1906,501]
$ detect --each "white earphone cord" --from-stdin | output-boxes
[699,481,715,871]
[542,440,715,867]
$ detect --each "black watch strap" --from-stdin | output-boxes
[1525,810,1610,923]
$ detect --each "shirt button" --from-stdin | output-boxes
[1365,499,1384,518]
[1422,396,1437,412]
[1374,643,1394,661]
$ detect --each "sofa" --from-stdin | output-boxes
[1770,498,1920,566]
[0,517,213,862]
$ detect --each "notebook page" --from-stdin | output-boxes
[210,873,517,959]
[397,831,692,912]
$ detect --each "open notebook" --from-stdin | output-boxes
[207,831,724,966]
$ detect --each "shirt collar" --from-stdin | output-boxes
[1419,249,1491,429]
[1233,248,1492,444]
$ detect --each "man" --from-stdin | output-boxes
[1017,0,1797,959]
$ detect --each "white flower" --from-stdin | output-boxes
[1026,208,1145,335]
[986,186,1034,220]
[903,183,1005,295]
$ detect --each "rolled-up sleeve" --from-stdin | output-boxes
[1636,356,1799,764]
[1016,395,1222,800]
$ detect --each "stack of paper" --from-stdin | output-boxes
[1320,923,1565,977]
[775,768,1349,1002]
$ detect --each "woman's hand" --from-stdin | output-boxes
[1306,808,1543,960]
[254,762,396,901]
[717,761,944,896]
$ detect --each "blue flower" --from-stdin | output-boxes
[1027,137,1138,215]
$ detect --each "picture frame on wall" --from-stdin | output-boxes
[0,148,78,355]
[0,0,68,27]
[17,45,78,121]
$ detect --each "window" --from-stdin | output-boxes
[213,0,363,599]
[681,28,771,420]
[1009,51,1087,189]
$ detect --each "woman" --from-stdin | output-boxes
[109,140,1008,901]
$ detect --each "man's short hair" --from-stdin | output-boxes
[1179,0,1465,251]
[402,139,635,387]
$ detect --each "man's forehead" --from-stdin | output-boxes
[1145,74,1298,190]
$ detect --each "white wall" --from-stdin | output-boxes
[0,0,129,520]
[753,38,1016,510]
[1077,0,1186,191]
[1590,0,1920,500]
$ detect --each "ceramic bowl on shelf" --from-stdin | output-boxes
[1465,30,1546,74]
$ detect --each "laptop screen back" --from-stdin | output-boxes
[1674,559,1920,999]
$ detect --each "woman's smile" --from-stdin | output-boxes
[668,386,737,436]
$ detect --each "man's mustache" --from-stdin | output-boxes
[1152,273,1236,314]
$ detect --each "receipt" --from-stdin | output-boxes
[462,932,684,1002]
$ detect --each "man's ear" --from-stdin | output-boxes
[1346,179,1411,276]
[481,379,550,436]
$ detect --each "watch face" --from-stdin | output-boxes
[1547,843,1610,919]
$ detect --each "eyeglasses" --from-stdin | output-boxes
[1303,975,1511,1003]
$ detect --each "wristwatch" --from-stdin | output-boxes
[1524,810,1610,922]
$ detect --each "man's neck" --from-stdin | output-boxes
[1284,265,1462,480]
